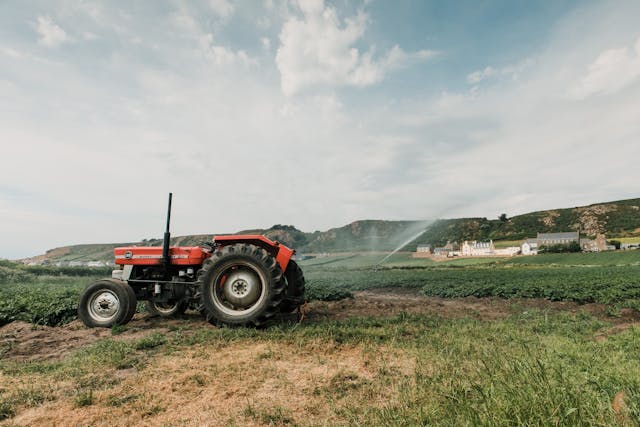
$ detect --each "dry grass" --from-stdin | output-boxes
[3,340,414,426]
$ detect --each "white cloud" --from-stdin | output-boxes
[35,16,69,47]
[199,33,257,66]
[275,0,434,96]
[467,58,535,84]
[261,36,271,51]
[82,31,98,41]
[168,9,257,67]
[467,66,495,84]
[0,46,26,59]
[570,36,640,99]
[208,0,234,19]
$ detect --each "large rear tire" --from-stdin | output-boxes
[279,260,306,313]
[78,279,136,328]
[200,244,284,327]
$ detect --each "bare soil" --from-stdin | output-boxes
[2,289,639,363]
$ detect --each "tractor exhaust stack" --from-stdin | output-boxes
[162,192,173,268]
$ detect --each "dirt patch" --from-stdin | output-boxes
[0,321,110,362]
[2,291,639,363]
[0,316,190,362]
[307,288,640,325]
[309,289,517,321]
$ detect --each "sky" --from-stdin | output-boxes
[1,0,639,259]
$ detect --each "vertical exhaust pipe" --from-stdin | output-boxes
[162,193,173,268]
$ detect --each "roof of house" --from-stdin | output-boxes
[537,232,579,241]
[466,241,492,248]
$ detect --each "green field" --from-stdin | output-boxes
[618,237,640,244]
[300,251,640,308]
[2,252,640,424]
[301,250,640,268]
[2,251,640,327]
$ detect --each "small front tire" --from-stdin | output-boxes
[78,279,136,328]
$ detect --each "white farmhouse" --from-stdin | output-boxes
[494,247,521,256]
[416,244,432,254]
[461,240,495,256]
[521,238,538,255]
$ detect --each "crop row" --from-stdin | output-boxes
[2,262,639,327]
[303,264,640,307]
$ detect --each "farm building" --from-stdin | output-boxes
[521,239,538,255]
[537,232,579,246]
[433,247,449,257]
[494,246,521,256]
[432,241,459,257]
[594,234,612,251]
[461,240,495,256]
[581,238,596,252]
[416,244,432,254]
[444,241,459,251]
[413,244,433,258]
[582,234,610,252]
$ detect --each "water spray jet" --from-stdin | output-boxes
[375,224,432,268]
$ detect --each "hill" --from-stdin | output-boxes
[19,198,640,264]
[417,197,640,246]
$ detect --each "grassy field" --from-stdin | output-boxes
[299,251,640,310]
[1,252,640,425]
[1,311,639,425]
[617,237,640,244]
[492,239,523,248]
[301,250,640,268]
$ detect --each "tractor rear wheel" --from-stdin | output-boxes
[145,300,188,317]
[279,260,306,313]
[78,279,136,328]
[199,244,284,327]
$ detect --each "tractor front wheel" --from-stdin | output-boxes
[78,279,136,328]
[199,244,284,327]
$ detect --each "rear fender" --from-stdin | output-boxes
[213,235,294,272]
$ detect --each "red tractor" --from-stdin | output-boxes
[78,194,305,328]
